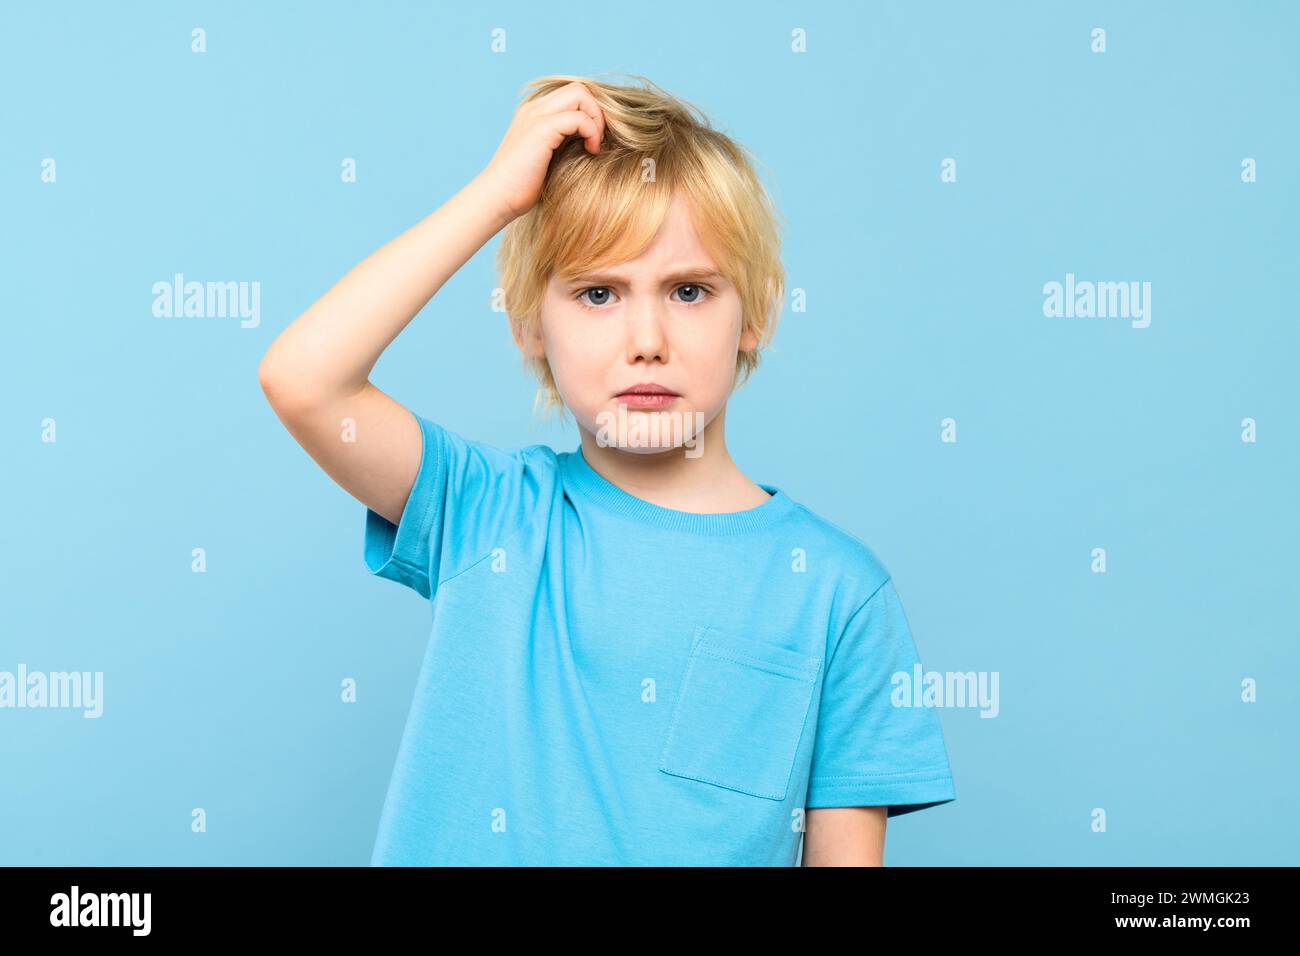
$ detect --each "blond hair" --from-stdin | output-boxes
[495,73,786,418]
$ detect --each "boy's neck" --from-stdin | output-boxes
[576,406,772,514]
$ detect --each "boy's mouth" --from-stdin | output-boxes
[615,383,680,409]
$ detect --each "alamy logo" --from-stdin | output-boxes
[0,664,103,718]
[1042,272,1151,328]
[152,272,261,328]
[49,886,151,936]
[891,664,999,718]
[595,406,706,458]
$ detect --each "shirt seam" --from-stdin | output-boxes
[825,575,892,671]
[564,491,803,537]
[809,769,953,782]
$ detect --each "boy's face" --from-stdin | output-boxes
[527,189,758,453]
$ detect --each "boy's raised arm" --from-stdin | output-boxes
[257,81,606,525]
[257,173,515,526]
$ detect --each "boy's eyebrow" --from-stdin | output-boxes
[566,267,727,286]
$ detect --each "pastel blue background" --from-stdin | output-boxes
[2,0,1296,865]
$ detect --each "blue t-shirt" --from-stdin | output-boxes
[363,412,956,865]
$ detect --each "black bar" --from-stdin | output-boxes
[0,865,1285,940]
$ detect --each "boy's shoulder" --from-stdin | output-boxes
[782,495,894,600]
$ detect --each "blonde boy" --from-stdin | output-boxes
[259,74,955,866]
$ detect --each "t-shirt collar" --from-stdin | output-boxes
[560,444,797,535]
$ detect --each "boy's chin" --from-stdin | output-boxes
[607,440,690,454]
[584,404,708,454]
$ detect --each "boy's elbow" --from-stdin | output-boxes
[257,351,281,397]
[257,350,306,413]
[258,350,359,417]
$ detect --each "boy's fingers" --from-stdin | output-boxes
[545,110,601,153]
[531,82,605,151]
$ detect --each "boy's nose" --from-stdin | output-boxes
[625,299,669,363]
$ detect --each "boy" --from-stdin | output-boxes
[258,74,955,866]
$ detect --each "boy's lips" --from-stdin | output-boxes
[614,384,680,409]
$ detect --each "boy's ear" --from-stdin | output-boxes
[511,316,545,359]
[739,325,760,353]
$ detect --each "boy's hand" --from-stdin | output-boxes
[479,80,606,224]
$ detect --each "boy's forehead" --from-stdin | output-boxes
[560,206,723,280]
[547,182,730,285]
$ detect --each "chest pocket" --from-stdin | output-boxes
[658,626,822,801]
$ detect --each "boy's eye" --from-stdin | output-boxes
[674,284,708,304]
[578,286,614,307]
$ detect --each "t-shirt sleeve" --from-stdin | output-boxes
[805,577,957,816]
[363,411,532,601]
